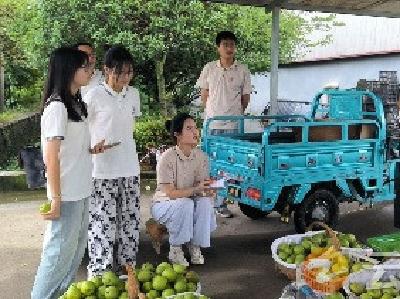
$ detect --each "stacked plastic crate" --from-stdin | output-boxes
[359,71,399,136]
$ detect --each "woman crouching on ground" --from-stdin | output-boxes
[151,112,217,266]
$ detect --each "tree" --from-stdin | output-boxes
[32,1,337,114]
[0,0,44,110]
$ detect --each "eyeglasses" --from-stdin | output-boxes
[79,64,92,72]
[220,41,236,48]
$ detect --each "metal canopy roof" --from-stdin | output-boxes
[209,0,400,18]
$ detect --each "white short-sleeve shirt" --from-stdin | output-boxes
[41,101,92,201]
[84,83,141,179]
[197,60,252,129]
[81,69,104,97]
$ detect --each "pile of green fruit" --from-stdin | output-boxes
[59,261,209,299]
[136,262,205,299]
[348,281,400,299]
[277,232,364,266]
[59,271,127,299]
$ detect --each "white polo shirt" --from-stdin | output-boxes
[84,83,141,179]
[41,100,92,201]
[81,69,104,97]
[197,60,252,129]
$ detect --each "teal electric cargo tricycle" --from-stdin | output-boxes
[202,89,400,232]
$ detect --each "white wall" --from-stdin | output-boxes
[248,54,400,115]
[298,13,400,61]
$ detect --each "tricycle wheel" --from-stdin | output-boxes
[294,189,339,233]
[239,203,269,220]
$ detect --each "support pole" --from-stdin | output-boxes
[270,5,280,115]
[0,52,4,112]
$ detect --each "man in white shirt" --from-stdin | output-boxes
[197,31,252,218]
[73,42,104,97]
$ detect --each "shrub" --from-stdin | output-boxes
[134,116,171,155]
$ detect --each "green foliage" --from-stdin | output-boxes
[1,0,338,116]
[37,0,337,114]
[134,116,171,154]
[1,0,44,109]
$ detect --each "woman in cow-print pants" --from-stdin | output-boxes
[84,46,142,277]
[87,177,140,276]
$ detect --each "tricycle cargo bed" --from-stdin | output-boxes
[202,89,400,232]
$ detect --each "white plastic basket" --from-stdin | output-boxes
[271,231,373,270]
[271,231,325,270]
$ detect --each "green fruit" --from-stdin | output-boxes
[381,293,394,299]
[278,243,290,253]
[294,255,305,265]
[173,264,187,274]
[186,282,197,292]
[351,263,363,273]
[186,271,199,283]
[293,245,304,255]
[86,296,96,299]
[349,282,365,295]
[119,292,128,299]
[141,262,154,272]
[147,290,160,299]
[90,276,103,288]
[117,279,125,292]
[162,268,178,282]
[39,202,51,213]
[76,281,83,291]
[340,240,350,247]
[286,256,295,264]
[142,281,153,293]
[176,275,187,284]
[183,294,196,299]
[162,288,175,298]
[174,280,187,293]
[301,240,312,250]
[347,234,357,242]
[138,270,152,282]
[156,263,172,275]
[98,285,107,299]
[66,285,82,299]
[198,296,208,299]
[80,281,96,296]
[102,271,120,286]
[175,295,185,299]
[153,275,168,291]
[360,293,372,299]
[104,286,119,299]
[368,289,381,299]
[278,252,288,261]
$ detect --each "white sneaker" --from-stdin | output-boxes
[188,244,204,265]
[168,246,189,267]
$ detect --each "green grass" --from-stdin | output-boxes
[0,190,47,204]
[0,107,40,124]
[0,179,157,204]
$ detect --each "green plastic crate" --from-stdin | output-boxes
[367,232,400,252]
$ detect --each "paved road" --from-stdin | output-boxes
[0,197,398,299]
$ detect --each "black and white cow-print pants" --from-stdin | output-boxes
[87,176,140,277]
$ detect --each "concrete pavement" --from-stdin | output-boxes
[0,196,398,299]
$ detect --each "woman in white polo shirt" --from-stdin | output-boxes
[32,47,103,299]
[84,45,141,277]
[151,113,217,266]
